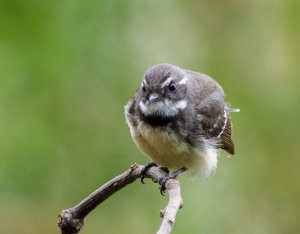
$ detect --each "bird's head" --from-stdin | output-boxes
[137,64,188,118]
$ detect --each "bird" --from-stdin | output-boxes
[125,63,239,191]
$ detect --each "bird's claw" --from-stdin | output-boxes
[158,167,187,195]
[158,173,177,195]
[140,162,157,184]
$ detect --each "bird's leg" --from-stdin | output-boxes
[159,167,187,195]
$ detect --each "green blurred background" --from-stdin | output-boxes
[1,1,299,233]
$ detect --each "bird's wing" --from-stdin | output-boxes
[197,101,235,155]
[184,70,236,154]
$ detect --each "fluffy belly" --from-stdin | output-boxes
[130,123,216,176]
[131,123,218,175]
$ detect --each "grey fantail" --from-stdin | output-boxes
[125,63,239,181]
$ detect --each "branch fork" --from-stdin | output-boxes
[58,164,183,234]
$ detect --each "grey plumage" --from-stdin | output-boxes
[125,64,237,175]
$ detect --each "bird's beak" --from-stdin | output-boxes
[148,93,160,103]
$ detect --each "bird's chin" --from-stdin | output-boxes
[138,99,187,117]
[139,101,165,117]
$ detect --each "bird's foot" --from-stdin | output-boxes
[141,163,170,184]
[140,162,157,184]
[159,167,187,195]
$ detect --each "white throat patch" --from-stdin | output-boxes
[139,99,187,117]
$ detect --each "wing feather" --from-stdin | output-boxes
[198,107,235,155]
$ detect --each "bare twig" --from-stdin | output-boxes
[157,179,183,234]
[58,163,183,234]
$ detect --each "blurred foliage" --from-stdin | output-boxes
[0,0,299,233]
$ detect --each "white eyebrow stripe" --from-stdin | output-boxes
[178,77,187,85]
[160,77,173,88]
[142,79,148,86]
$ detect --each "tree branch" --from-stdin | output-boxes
[58,163,183,234]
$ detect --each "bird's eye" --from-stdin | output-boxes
[168,83,176,92]
[142,86,146,92]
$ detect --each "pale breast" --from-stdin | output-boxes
[131,122,193,170]
[131,122,218,175]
